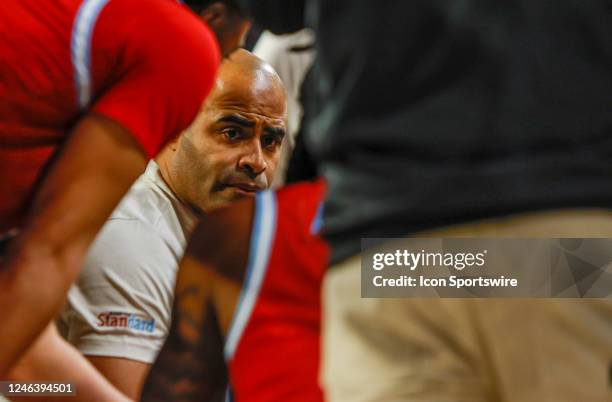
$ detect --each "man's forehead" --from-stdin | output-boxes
[207,80,287,120]
[214,68,283,97]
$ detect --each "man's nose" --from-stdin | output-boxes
[238,141,267,178]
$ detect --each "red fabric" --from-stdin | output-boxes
[91,0,220,158]
[229,180,329,402]
[0,0,219,231]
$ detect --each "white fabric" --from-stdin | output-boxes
[58,161,197,363]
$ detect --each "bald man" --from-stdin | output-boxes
[57,49,287,400]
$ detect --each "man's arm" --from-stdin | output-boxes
[141,255,229,402]
[9,324,130,402]
[60,217,183,400]
[87,357,150,401]
[0,114,146,375]
[142,200,253,402]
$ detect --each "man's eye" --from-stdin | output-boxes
[262,135,281,150]
[222,128,241,141]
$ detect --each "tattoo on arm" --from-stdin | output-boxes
[141,284,227,402]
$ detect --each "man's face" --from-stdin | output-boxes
[170,63,286,213]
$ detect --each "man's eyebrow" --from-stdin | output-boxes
[264,126,286,138]
[218,114,286,138]
[217,114,255,128]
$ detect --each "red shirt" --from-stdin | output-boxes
[227,180,329,402]
[0,0,220,231]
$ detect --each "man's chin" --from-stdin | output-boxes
[205,188,256,211]
[222,185,258,200]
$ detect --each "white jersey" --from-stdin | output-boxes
[58,161,197,363]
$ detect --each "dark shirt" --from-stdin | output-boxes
[246,0,612,263]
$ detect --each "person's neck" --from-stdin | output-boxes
[155,153,178,196]
[155,154,206,218]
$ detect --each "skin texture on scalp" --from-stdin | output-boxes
[157,49,287,214]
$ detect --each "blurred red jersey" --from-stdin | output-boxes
[225,180,329,402]
[0,0,219,231]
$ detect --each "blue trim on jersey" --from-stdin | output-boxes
[224,191,277,360]
[310,201,324,235]
[224,386,233,402]
[71,0,111,109]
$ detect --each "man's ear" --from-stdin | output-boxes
[200,2,229,30]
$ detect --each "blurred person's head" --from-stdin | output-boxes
[185,0,251,56]
[157,49,287,214]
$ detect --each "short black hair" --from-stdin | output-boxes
[183,0,241,14]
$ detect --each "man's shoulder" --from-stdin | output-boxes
[90,0,219,158]
[99,0,198,29]
[110,172,173,225]
[79,177,182,284]
[99,0,217,56]
[103,171,189,257]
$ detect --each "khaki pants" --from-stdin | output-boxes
[322,209,612,402]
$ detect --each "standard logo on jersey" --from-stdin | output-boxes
[97,312,155,333]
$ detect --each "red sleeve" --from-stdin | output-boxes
[90,0,220,158]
